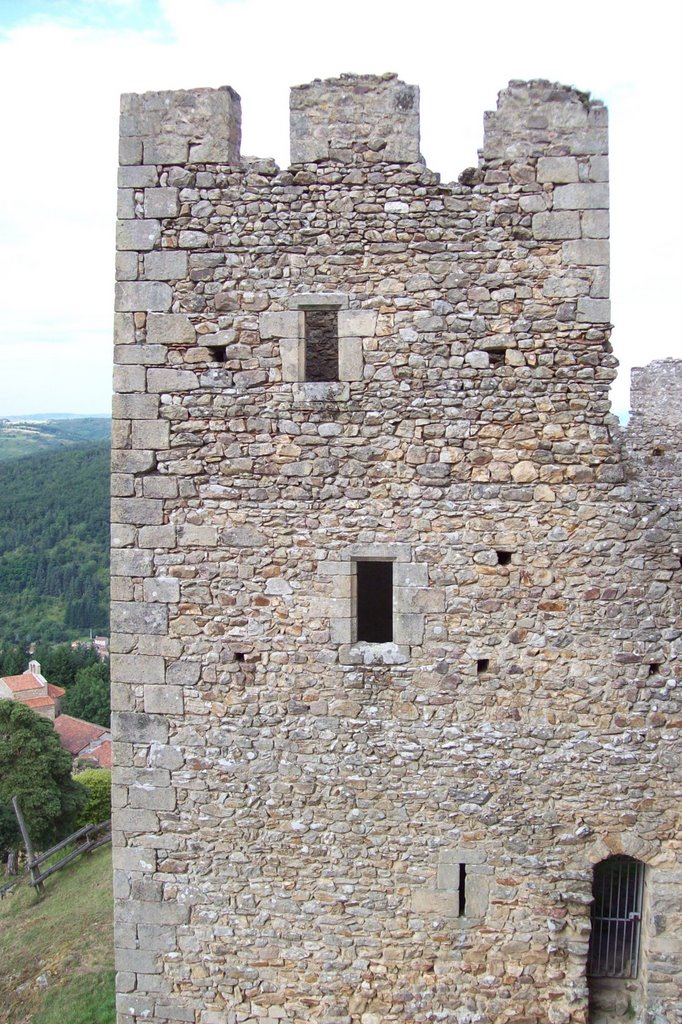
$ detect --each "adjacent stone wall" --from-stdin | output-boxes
[625,359,682,501]
[111,77,681,1024]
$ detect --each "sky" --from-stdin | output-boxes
[0,0,679,419]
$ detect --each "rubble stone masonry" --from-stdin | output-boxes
[111,75,681,1024]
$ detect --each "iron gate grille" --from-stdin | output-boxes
[588,856,644,979]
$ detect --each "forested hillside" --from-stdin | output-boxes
[0,417,110,462]
[0,443,110,643]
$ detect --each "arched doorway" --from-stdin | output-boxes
[588,855,645,1021]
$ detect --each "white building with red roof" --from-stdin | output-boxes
[0,660,65,720]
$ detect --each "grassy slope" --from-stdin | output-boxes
[0,846,114,1024]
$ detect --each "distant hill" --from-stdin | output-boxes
[0,442,109,643]
[0,417,111,462]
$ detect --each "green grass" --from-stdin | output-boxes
[32,970,116,1024]
[0,845,114,1024]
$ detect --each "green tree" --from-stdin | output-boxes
[74,769,111,829]
[63,662,110,727]
[0,702,87,856]
[0,645,27,676]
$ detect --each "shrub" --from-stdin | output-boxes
[75,769,111,828]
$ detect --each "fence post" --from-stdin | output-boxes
[12,796,45,897]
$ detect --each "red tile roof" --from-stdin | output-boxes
[48,682,66,698]
[54,715,108,757]
[1,672,43,693]
[83,739,112,769]
[23,696,56,709]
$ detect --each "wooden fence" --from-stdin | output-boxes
[11,796,111,897]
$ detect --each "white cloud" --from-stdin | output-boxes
[0,0,680,417]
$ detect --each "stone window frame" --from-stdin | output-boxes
[259,294,377,395]
[411,848,491,923]
[321,543,442,665]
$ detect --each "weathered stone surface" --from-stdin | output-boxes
[537,156,579,183]
[532,211,581,239]
[111,601,167,635]
[146,313,196,346]
[116,219,160,251]
[553,182,609,209]
[115,282,172,312]
[113,712,168,744]
[144,251,188,280]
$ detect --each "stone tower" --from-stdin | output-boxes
[111,76,681,1024]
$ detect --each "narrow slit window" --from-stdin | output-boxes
[356,560,393,643]
[304,310,338,382]
[458,864,467,916]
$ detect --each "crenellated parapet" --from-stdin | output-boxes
[289,72,421,164]
[119,86,242,166]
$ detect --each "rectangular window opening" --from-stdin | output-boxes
[304,310,338,382]
[458,863,467,916]
[488,348,506,368]
[477,658,490,675]
[356,560,393,643]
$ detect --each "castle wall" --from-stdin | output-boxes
[111,76,681,1024]
[624,359,682,502]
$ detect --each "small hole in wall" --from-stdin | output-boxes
[487,348,506,368]
[652,446,665,457]
[648,662,660,676]
[496,550,512,566]
[477,658,490,675]
[234,652,246,663]
[458,863,467,916]
[208,345,227,363]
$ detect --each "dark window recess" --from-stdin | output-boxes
[208,345,227,363]
[304,310,338,382]
[588,856,644,978]
[496,550,512,566]
[648,662,660,676]
[477,658,490,675]
[356,560,393,643]
[652,446,665,457]
[487,348,506,368]
[458,864,467,916]
[234,652,245,663]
